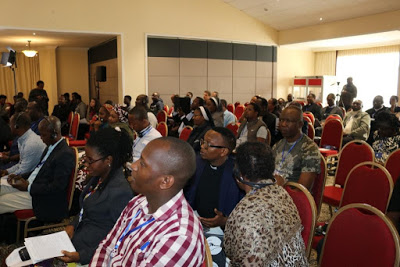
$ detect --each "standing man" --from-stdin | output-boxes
[339,77,357,111]
[128,106,161,162]
[342,100,371,145]
[150,92,164,115]
[185,127,242,228]
[90,137,204,266]
[272,105,320,190]
[29,80,49,115]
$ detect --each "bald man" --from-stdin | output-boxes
[90,137,204,266]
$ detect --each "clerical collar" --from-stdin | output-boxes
[210,164,218,170]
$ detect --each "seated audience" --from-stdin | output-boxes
[366,95,389,145]
[90,104,112,132]
[108,104,134,141]
[303,93,322,122]
[389,95,400,114]
[203,90,211,101]
[224,142,307,266]
[371,111,400,164]
[342,100,371,145]
[86,98,101,121]
[90,137,204,266]
[187,106,214,152]
[52,95,70,135]
[206,97,224,127]
[285,93,294,108]
[71,92,87,119]
[272,105,320,190]
[26,101,44,135]
[150,92,164,115]
[123,95,133,111]
[185,127,243,228]
[212,91,219,98]
[0,116,74,219]
[220,99,235,127]
[60,128,134,265]
[0,111,11,152]
[268,98,281,118]
[253,96,279,146]
[0,113,45,179]
[28,80,49,115]
[169,96,192,137]
[135,94,157,128]
[128,106,161,162]
[0,95,8,112]
[321,93,343,121]
[236,102,268,147]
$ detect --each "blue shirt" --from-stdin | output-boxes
[7,129,46,175]
[223,110,236,127]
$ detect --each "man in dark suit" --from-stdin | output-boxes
[0,116,75,221]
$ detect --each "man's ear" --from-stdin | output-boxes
[159,175,175,190]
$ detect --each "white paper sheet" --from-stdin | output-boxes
[1,176,11,187]
[24,231,76,263]
[5,247,33,267]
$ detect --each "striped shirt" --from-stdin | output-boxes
[90,190,205,266]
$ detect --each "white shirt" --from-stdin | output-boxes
[132,126,162,162]
[147,112,157,128]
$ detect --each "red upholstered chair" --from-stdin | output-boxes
[311,153,327,217]
[319,118,343,158]
[66,113,80,141]
[307,123,315,140]
[234,101,240,108]
[303,111,315,126]
[227,103,235,114]
[163,105,169,114]
[340,162,393,213]
[14,147,79,240]
[69,139,87,148]
[226,123,240,137]
[179,126,193,141]
[156,110,167,124]
[234,105,245,120]
[385,148,400,185]
[244,102,250,107]
[319,204,400,267]
[67,111,74,132]
[325,114,342,123]
[168,106,174,116]
[322,140,374,211]
[156,122,168,137]
[284,182,317,259]
[303,115,312,125]
[296,100,305,107]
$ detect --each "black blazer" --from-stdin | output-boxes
[29,139,75,221]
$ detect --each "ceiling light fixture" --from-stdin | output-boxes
[22,40,38,57]
[320,17,323,21]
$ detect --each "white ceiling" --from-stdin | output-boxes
[223,0,400,31]
[0,29,116,52]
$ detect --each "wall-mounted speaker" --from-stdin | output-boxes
[96,66,106,82]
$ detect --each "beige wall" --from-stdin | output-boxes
[38,47,58,112]
[0,0,277,106]
[89,59,119,104]
[279,10,400,45]
[56,48,89,106]
[276,47,315,99]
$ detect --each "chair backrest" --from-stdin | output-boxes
[303,111,315,125]
[168,106,174,116]
[156,122,168,137]
[311,153,327,216]
[325,114,343,123]
[67,147,79,210]
[179,126,193,141]
[227,103,235,114]
[156,110,167,123]
[202,236,213,267]
[163,104,169,114]
[70,113,80,140]
[334,140,374,186]
[303,115,312,125]
[234,105,245,120]
[307,123,315,140]
[320,118,343,150]
[284,182,317,258]
[384,148,400,185]
[340,162,393,213]
[234,101,240,108]
[67,111,74,125]
[226,122,240,137]
[319,204,400,267]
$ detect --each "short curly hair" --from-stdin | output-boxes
[235,142,275,182]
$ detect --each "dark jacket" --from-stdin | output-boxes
[71,168,134,264]
[187,123,212,152]
[28,139,75,221]
[184,155,244,217]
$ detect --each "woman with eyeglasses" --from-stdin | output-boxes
[223,142,307,266]
[187,106,215,151]
[60,127,134,265]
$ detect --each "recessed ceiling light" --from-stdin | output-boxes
[319,17,323,21]
[33,32,36,36]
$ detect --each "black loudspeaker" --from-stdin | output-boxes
[96,66,106,82]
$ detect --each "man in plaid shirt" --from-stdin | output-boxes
[90,137,205,266]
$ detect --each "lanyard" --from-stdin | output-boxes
[133,126,153,147]
[78,179,103,223]
[110,209,155,259]
[278,134,303,171]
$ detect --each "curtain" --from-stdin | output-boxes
[0,52,40,100]
[336,45,400,107]
[314,51,336,76]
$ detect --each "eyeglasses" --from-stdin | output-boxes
[200,139,226,149]
[82,154,106,165]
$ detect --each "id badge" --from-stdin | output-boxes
[375,152,383,159]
